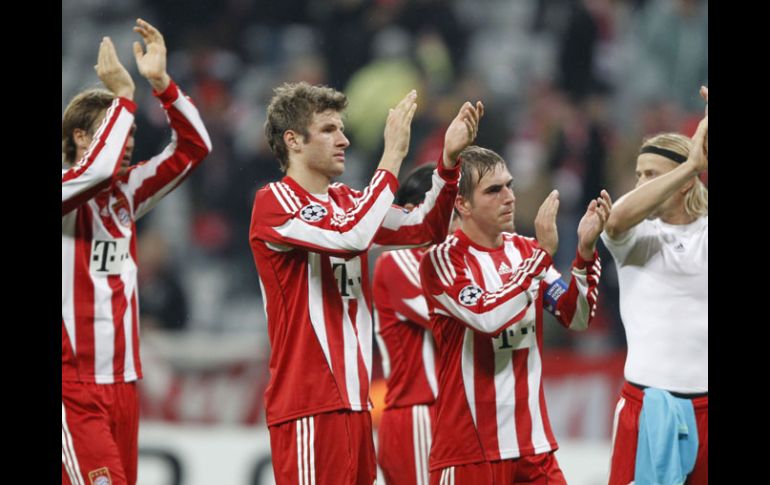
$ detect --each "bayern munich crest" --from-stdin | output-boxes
[299,203,328,222]
[458,285,484,306]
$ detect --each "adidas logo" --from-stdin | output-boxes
[498,262,513,275]
[673,242,685,252]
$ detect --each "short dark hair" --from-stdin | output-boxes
[395,164,435,206]
[458,145,506,199]
[264,82,348,172]
[62,89,115,166]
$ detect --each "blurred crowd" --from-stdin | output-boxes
[63,0,707,356]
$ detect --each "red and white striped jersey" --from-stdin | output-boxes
[249,159,458,426]
[62,97,136,215]
[62,80,212,384]
[419,230,601,470]
[373,247,438,409]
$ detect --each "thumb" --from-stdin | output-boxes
[133,41,143,62]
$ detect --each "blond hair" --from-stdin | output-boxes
[641,133,708,217]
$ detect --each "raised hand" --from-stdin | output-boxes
[688,114,708,173]
[94,37,135,100]
[380,90,419,174]
[132,18,170,92]
[700,85,708,157]
[700,85,708,114]
[535,190,560,257]
[443,101,485,168]
[577,190,611,260]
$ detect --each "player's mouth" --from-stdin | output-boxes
[334,152,345,161]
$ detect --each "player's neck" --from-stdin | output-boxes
[461,222,504,250]
[287,165,331,195]
[659,205,696,225]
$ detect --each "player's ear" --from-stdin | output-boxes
[455,195,471,218]
[284,130,303,153]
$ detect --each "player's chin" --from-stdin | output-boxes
[329,163,345,177]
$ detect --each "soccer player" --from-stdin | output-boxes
[249,82,483,484]
[419,145,608,484]
[62,20,212,485]
[372,164,456,485]
[603,88,708,485]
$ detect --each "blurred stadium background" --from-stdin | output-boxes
[63,0,707,483]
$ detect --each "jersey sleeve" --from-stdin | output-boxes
[120,80,212,220]
[374,251,431,328]
[373,155,460,248]
[600,219,660,265]
[61,97,137,215]
[249,169,400,257]
[420,241,553,337]
[542,250,602,331]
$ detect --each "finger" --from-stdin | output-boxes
[692,116,708,143]
[595,197,609,214]
[137,18,163,41]
[700,86,708,103]
[396,90,417,113]
[397,100,415,122]
[135,19,153,39]
[596,203,609,223]
[133,41,144,63]
[463,118,475,140]
[96,38,107,69]
[133,26,150,47]
[551,198,560,218]
[464,102,479,127]
[405,102,418,126]
[102,37,119,64]
[476,101,485,119]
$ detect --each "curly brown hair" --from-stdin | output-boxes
[264,82,348,172]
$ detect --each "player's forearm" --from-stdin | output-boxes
[62,98,136,214]
[158,80,212,160]
[376,153,406,178]
[606,163,700,237]
[549,252,600,331]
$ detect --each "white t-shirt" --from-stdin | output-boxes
[601,216,707,393]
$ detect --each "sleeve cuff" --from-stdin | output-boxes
[117,97,138,113]
[153,79,180,106]
[537,248,554,271]
[573,248,599,269]
[436,150,461,183]
[376,169,400,193]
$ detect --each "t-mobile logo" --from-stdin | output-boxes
[331,257,362,300]
[90,239,130,275]
[493,321,535,353]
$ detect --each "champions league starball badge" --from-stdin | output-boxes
[299,203,328,222]
[458,285,484,306]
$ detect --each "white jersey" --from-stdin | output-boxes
[601,216,707,393]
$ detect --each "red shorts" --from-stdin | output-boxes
[377,404,436,485]
[608,381,708,485]
[429,453,566,485]
[269,409,377,485]
[61,381,139,485]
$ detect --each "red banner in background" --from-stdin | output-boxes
[139,344,625,439]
